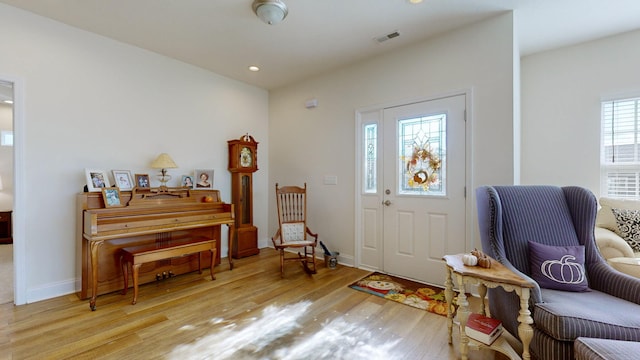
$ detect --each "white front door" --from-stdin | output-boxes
[357,94,467,285]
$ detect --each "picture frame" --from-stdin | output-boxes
[85,169,110,192]
[181,174,195,189]
[101,188,123,207]
[194,169,214,189]
[112,170,133,191]
[135,174,150,189]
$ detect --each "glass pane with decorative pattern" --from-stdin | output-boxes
[364,123,377,193]
[398,114,446,196]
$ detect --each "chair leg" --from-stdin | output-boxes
[310,245,316,273]
[280,249,285,277]
[301,245,317,275]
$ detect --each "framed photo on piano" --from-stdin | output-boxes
[195,169,214,189]
[135,174,150,189]
[101,188,123,208]
[181,175,195,188]
[112,170,133,191]
[85,169,110,192]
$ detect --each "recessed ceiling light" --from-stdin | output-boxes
[249,65,260,72]
[2,100,13,104]
[409,0,423,3]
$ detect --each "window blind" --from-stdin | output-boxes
[601,98,640,199]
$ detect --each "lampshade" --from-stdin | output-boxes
[252,0,288,25]
[150,153,178,169]
[150,153,178,189]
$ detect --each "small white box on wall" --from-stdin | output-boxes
[305,98,318,109]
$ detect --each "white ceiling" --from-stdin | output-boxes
[2,0,640,90]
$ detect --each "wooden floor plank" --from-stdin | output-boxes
[0,248,510,359]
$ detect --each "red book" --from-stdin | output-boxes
[465,313,503,345]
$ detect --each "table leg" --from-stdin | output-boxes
[444,266,455,345]
[210,247,216,280]
[477,283,487,316]
[132,263,141,305]
[121,257,129,295]
[227,224,235,270]
[517,287,533,360]
[454,273,470,360]
[89,240,104,311]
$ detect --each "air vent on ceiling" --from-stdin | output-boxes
[374,31,400,44]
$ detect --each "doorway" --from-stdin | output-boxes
[356,93,469,285]
[0,80,13,304]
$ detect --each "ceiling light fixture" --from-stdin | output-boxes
[249,65,260,72]
[252,0,288,25]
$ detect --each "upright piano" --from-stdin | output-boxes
[77,187,234,310]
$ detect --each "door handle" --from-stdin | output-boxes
[382,200,391,206]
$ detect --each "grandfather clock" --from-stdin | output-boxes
[228,134,260,258]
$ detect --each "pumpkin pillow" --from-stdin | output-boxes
[528,241,589,292]
[611,208,640,252]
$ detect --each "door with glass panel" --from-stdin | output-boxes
[359,95,466,285]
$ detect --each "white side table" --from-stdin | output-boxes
[443,254,535,360]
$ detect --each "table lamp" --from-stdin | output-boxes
[150,153,177,188]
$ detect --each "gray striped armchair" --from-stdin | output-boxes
[476,185,640,360]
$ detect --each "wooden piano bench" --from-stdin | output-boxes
[120,237,217,305]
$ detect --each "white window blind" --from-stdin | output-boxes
[601,97,640,199]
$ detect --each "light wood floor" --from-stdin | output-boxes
[0,244,12,304]
[0,248,508,359]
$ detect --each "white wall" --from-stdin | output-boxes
[268,14,517,262]
[0,4,269,304]
[521,29,640,195]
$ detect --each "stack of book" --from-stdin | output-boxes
[464,313,503,345]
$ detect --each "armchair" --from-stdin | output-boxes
[476,185,640,360]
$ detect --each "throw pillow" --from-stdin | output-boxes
[611,208,640,252]
[528,241,589,292]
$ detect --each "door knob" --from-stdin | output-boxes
[383,200,391,206]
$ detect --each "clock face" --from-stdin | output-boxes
[240,147,253,167]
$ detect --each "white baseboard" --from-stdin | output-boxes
[27,278,76,304]
[260,243,355,268]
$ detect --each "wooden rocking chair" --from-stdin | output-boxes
[271,183,318,277]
